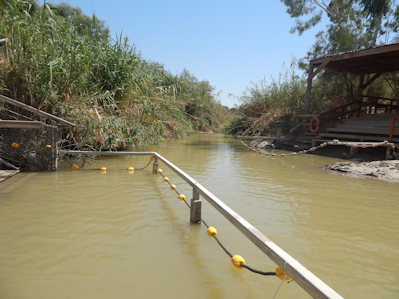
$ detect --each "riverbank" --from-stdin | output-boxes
[322,160,399,182]
[248,139,399,182]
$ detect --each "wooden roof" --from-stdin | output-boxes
[310,43,399,75]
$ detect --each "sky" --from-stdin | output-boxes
[50,0,327,107]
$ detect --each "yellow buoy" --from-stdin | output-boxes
[275,266,291,281]
[170,184,176,190]
[150,156,155,161]
[45,144,51,150]
[100,167,107,171]
[157,169,162,174]
[231,255,245,269]
[207,227,217,236]
[72,164,79,170]
[11,142,20,148]
[178,194,186,201]
[127,167,134,171]
[163,177,169,182]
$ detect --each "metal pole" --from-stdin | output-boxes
[190,189,201,223]
[50,120,58,171]
[152,156,158,174]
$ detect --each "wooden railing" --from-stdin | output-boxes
[318,100,362,126]
[304,97,399,133]
[362,95,399,114]
[60,150,343,299]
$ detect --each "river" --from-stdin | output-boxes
[0,134,398,298]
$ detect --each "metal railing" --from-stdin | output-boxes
[1,94,75,171]
[60,150,343,298]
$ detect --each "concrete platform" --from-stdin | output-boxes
[0,170,20,182]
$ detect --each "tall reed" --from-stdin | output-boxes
[0,0,229,150]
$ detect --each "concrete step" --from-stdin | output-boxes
[334,123,391,128]
[327,127,399,135]
[359,113,399,118]
[0,170,20,182]
[317,132,399,142]
[297,137,313,144]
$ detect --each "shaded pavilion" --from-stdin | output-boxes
[305,43,399,114]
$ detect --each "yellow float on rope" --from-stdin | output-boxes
[231,255,245,269]
[170,184,176,190]
[178,194,185,201]
[127,167,134,171]
[275,266,291,281]
[157,169,162,174]
[150,156,155,161]
[164,177,169,182]
[100,167,107,172]
[207,227,217,236]
[72,164,79,170]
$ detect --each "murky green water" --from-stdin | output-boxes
[1,134,398,298]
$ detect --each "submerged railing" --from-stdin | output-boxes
[60,150,343,299]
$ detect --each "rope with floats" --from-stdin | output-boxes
[156,165,289,280]
[62,154,152,171]
[241,139,397,157]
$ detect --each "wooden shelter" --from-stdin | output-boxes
[305,43,399,113]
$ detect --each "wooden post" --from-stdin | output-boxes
[152,156,158,174]
[190,189,201,224]
[349,146,358,158]
[304,63,314,114]
[358,74,365,116]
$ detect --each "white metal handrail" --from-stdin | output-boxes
[60,150,343,299]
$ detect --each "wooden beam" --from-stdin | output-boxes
[0,94,75,127]
[308,58,331,82]
[358,74,365,102]
[304,63,314,114]
[297,114,320,118]
[310,44,399,66]
[362,73,382,89]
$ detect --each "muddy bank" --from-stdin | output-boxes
[322,160,399,182]
[250,139,392,161]
[248,139,399,182]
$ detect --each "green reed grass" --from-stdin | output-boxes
[0,0,229,150]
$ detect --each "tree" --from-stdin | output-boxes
[280,0,399,109]
[281,0,398,60]
[53,1,110,40]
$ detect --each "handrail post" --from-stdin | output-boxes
[152,156,158,174]
[50,120,58,171]
[190,189,201,224]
